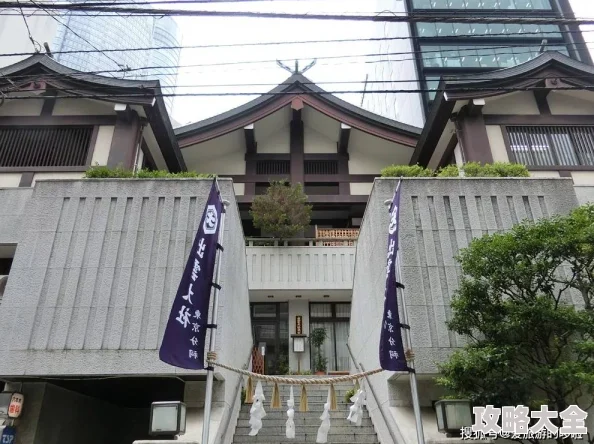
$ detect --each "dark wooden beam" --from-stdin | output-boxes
[337,123,351,155]
[18,172,34,187]
[533,89,551,115]
[466,98,485,117]
[457,103,492,164]
[437,134,459,169]
[237,194,369,204]
[40,96,56,116]
[290,107,304,185]
[244,124,257,154]
[483,115,594,125]
[225,173,376,183]
[108,107,142,169]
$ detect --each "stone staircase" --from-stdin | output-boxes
[232,381,380,444]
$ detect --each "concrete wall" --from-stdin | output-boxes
[0,178,251,379]
[246,246,355,291]
[0,188,34,244]
[348,177,580,444]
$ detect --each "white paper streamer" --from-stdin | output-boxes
[249,381,267,436]
[316,387,332,443]
[286,386,295,439]
[347,389,366,427]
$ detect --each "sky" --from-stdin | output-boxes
[168,0,594,125]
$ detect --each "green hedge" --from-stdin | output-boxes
[84,166,215,179]
[381,162,529,178]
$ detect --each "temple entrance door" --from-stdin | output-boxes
[251,303,289,375]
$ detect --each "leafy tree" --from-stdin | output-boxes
[438,205,594,444]
[250,180,312,239]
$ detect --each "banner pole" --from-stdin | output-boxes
[396,253,426,444]
[201,187,229,444]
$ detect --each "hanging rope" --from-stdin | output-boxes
[207,352,383,384]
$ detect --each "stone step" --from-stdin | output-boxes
[249,397,353,403]
[237,411,369,420]
[235,419,373,428]
[234,426,376,435]
[232,434,378,443]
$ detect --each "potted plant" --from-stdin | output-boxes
[310,328,328,375]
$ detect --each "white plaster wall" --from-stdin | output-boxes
[0,98,44,116]
[483,92,540,115]
[233,183,245,196]
[304,127,336,153]
[350,182,374,195]
[183,131,246,175]
[486,125,510,162]
[0,12,58,68]
[530,171,561,178]
[349,130,413,174]
[90,125,115,166]
[257,129,290,153]
[0,173,22,188]
[575,187,594,205]
[571,171,594,185]
[32,172,84,185]
[548,91,594,115]
[454,143,464,166]
[288,299,311,372]
[52,98,115,116]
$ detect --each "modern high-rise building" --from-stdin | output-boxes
[363,0,592,127]
[53,2,181,113]
[0,0,182,114]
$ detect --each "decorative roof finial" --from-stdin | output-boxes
[276,59,317,75]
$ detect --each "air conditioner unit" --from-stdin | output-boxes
[0,275,7,303]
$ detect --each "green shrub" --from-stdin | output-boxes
[84,165,134,178]
[380,164,433,177]
[436,164,460,177]
[462,162,529,178]
[486,162,530,177]
[84,165,214,179]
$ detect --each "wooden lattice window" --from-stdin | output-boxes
[0,126,93,167]
[304,160,338,175]
[256,160,290,175]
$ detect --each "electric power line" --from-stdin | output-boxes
[0,42,590,86]
[0,27,589,59]
[3,85,594,101]
[29,0,129,77]
[2,3,594,25]
[14,0,41,52]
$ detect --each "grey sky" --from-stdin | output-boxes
[169,0,594,125]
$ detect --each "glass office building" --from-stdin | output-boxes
[53,1,181,114]
[364,0,591,126]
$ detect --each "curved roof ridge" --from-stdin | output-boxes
[174,73,421,139]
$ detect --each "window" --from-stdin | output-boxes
[0,126,93,168]
[255,160,290,175]
[310,303,351,372]
[506,126,594,166]
[413,0,551,8]
[304,160,338,175]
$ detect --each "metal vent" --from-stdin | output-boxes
[256,160,290,175]
[507,126,594,166]
[304,160,338,175]
[0,126,93,167]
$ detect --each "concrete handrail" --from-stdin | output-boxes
[346,341,400,444]
[218,348,252,444]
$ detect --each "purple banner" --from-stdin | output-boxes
[379,180,408,371]
[159,180,224,369]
